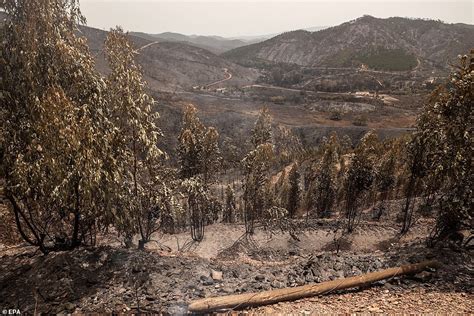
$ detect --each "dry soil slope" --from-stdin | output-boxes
[79,25,257,91]
[135,41,257,91]
[223,15,474,71]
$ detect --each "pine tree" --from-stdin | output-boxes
[372,142,396,220]
[399,133,427,233]
[178,105,206,179]
[273,126,303,165]
[313,134,341,218]
[202,127,221,186]
[182,177,210,242]
[274,169,288,207]
[242,143,274,234]
[304,133,342,218]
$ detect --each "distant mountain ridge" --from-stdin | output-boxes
[223,16,474,71]
[227,26,328,42]
[129,26,328,54]
[130,31,262,54]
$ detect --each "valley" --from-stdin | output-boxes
[0,4,472,315]
[76,15,474,153]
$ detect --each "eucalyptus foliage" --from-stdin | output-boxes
[177,104,221,185]
[286,163,301,217]
[104,27,165,247]
[177,105,221,240]
[344,131,379,232]
[418,53,473,240]
[310,134,343,218]
[242,107,275,234]
[1,0,114,253]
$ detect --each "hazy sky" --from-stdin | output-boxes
[80,0,474,37]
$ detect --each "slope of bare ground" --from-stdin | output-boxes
[181,90,419,129]
[169,90,418,154]
[150,219,429,260]
[256,287,473,314]
[0,212,472,314]
[79,24,259,92]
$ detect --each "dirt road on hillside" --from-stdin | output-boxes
[205,68,232,87]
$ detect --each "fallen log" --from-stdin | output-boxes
[188,260,439,313]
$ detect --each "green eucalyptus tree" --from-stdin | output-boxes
[344,131,379,232]
[177,104,221,241]
[417,53,473,242]
[242,107,274,234]
[104,27,165,248]
[1,0,115,253]
[312,134,341,218]
[372,141,397,220]
[286,163,301,217]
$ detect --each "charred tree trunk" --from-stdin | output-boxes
[401,173,417,234]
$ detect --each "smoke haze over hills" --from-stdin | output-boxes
[80,0,473,37]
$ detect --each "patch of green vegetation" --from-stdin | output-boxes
[323,47,418,71]
[357,48,417,71]
[221,54,263,68]
[323,48,356,67]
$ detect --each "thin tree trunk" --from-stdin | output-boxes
[71,180,81,248]
[7,195,39,247]
[401,174,416,234]
[132,134,146,245]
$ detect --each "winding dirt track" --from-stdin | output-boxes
[205,68,232,87]
[136,41,160,52]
